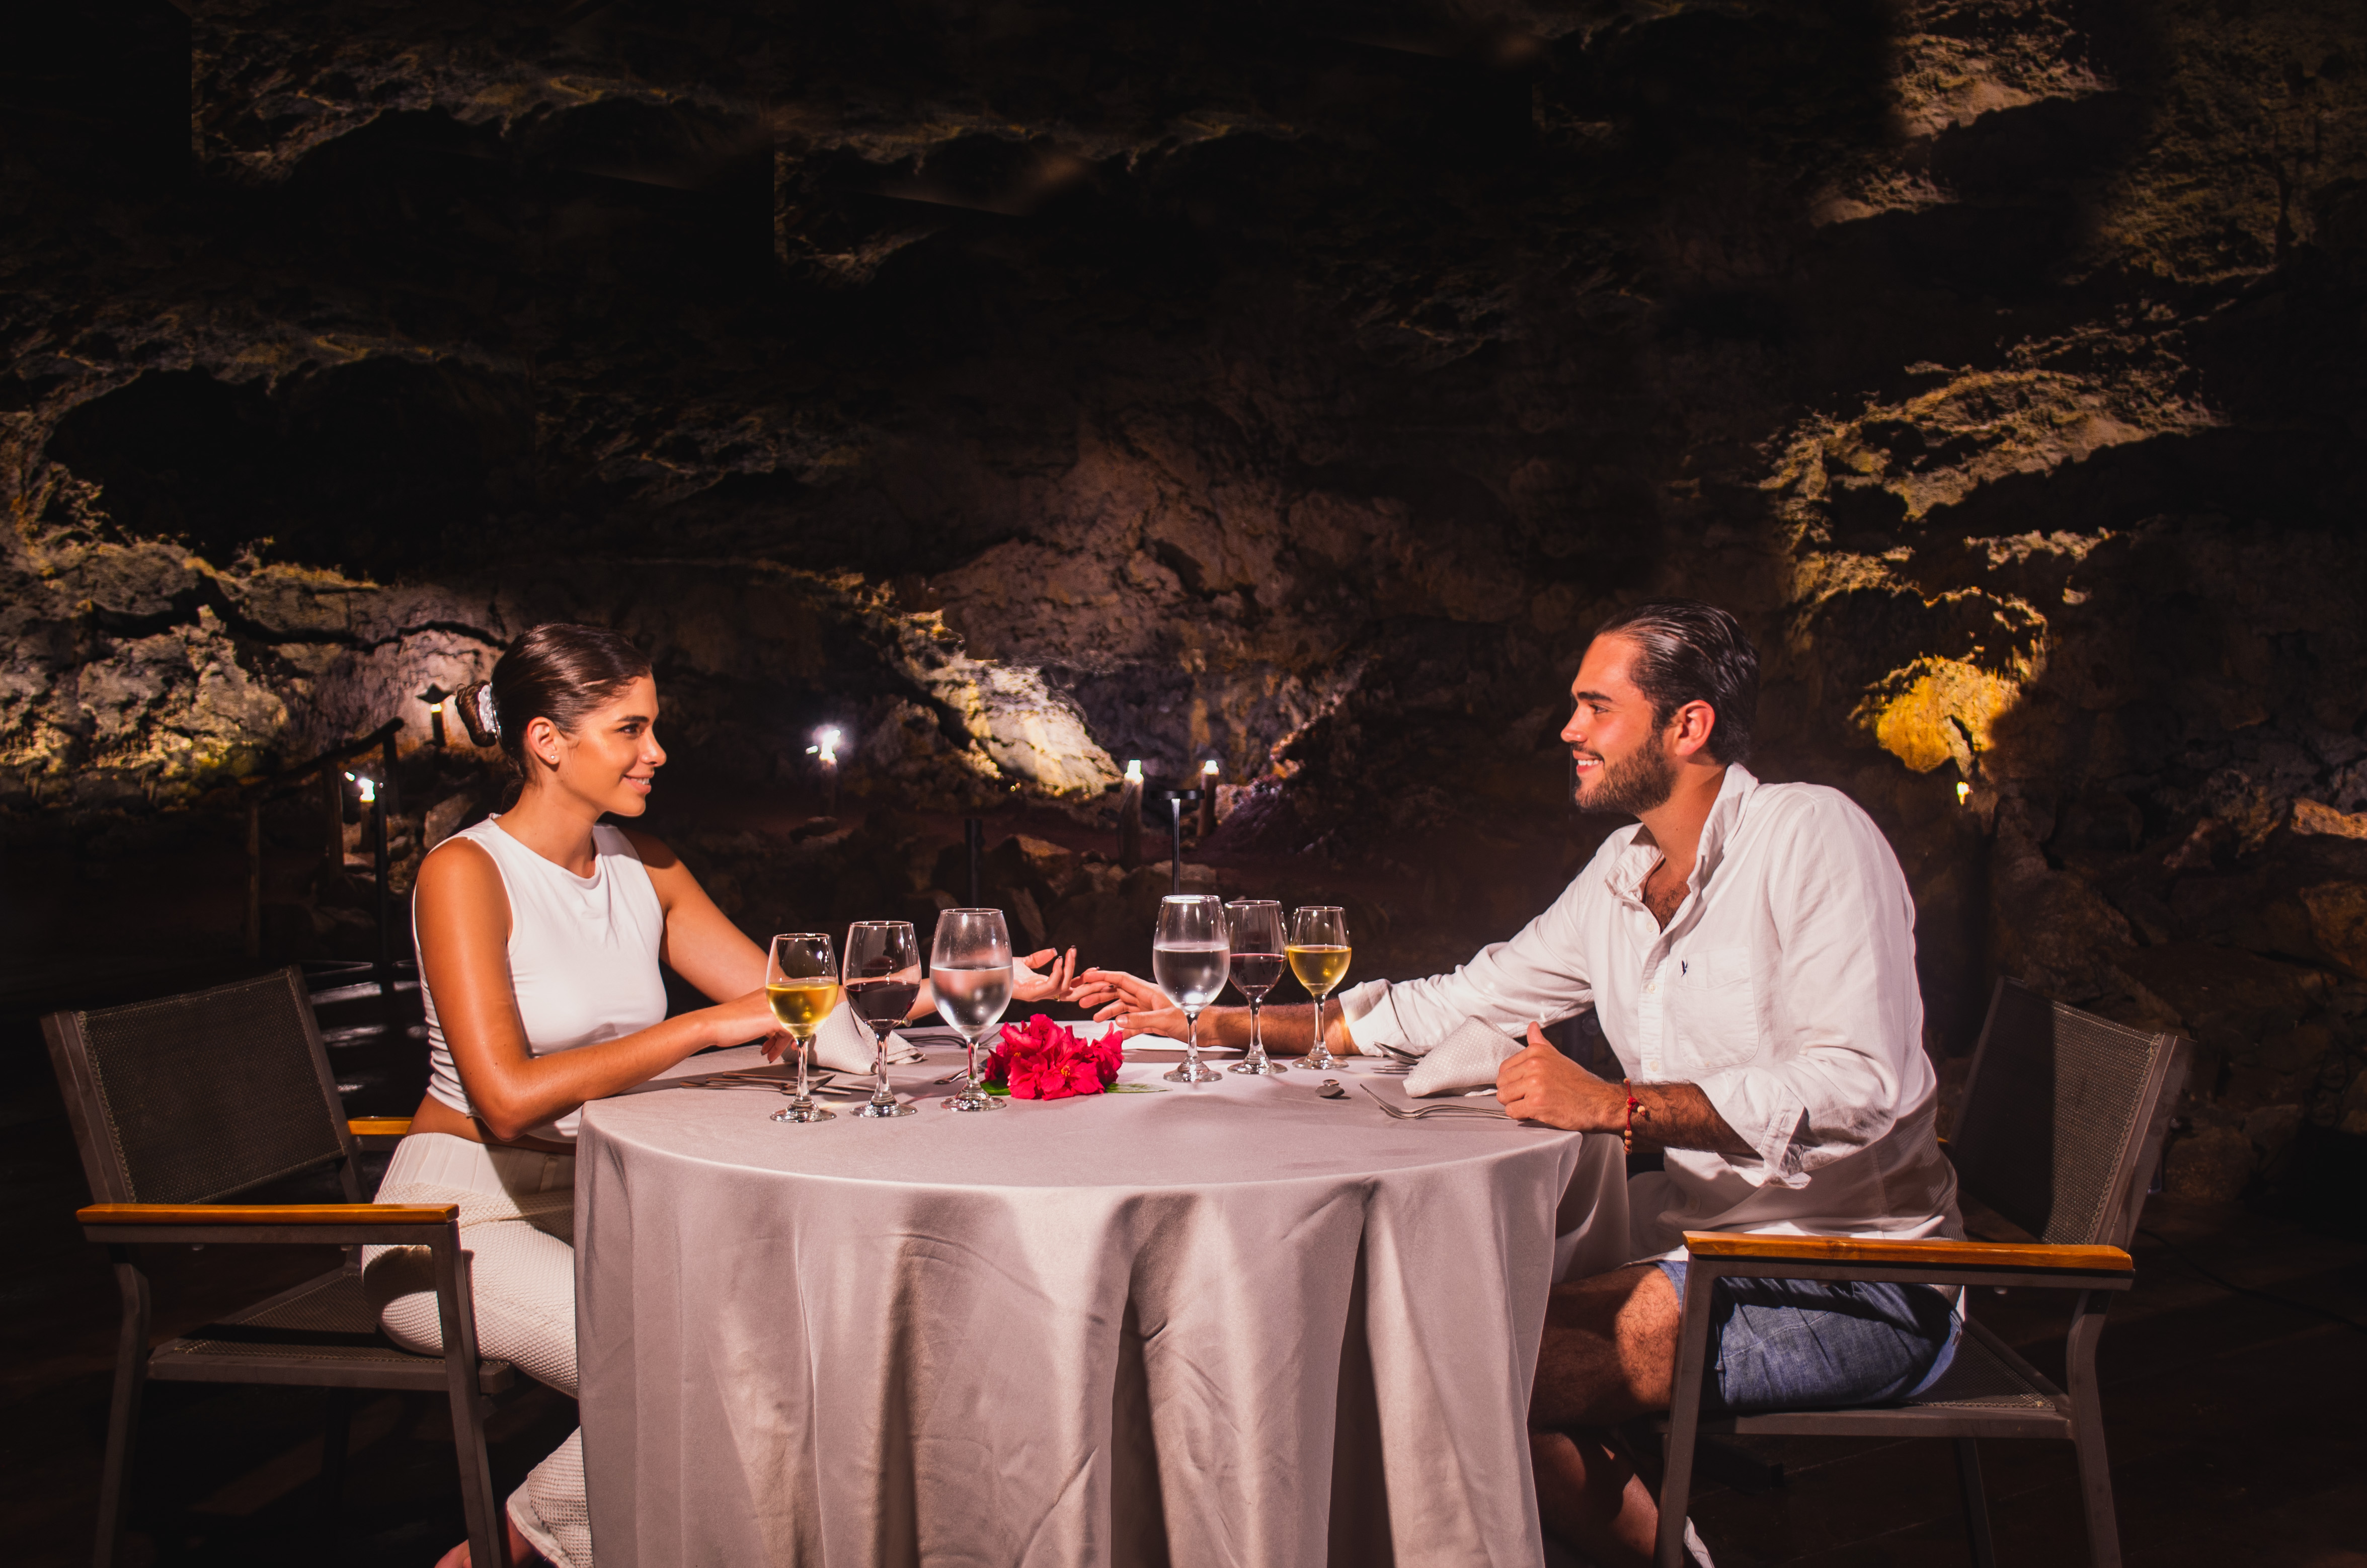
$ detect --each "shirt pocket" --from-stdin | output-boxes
[1667,945,1759,1073]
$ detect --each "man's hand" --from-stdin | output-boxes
[1494,1023,1625,1130]
[1072,967,1191,1042]
[1496,1023,1756,1153]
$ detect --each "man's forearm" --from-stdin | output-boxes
[1193,1003,1356,1055]
[1497,1037,1758,1152]
[1627,1082,1754,1157]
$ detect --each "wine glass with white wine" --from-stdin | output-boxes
[1287,906,1351,1071]
[1154,894,1230,1083]
[931,908,1013,1112]
[767,932,841,1124]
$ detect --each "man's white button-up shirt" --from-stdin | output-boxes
[1338,763,1961,1259]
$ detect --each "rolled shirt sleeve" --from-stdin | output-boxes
[1337,864,1600,1055]
[1689,793,1927,1187]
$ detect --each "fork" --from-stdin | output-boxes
[1358,1084,1509,1120]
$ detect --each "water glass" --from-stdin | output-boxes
[932,908,1013,1112]
[1154,894,1230,1084]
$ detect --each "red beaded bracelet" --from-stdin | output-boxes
[1622,1080,1640,1151]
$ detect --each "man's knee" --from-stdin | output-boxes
[1535,1263,1682,1425]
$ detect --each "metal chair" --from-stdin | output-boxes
[1653,978,2192,1568]
[42,967,514,1567]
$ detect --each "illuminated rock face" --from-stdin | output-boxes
[5,2,2367,1189]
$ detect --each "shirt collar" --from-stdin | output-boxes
[1692,761,1760,888]
[1606,761,1762,901]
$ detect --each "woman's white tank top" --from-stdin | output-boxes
[418,816,668,1141]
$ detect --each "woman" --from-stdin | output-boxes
[365,623,1075,1567]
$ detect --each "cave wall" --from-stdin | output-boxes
[6,0,2366,1201]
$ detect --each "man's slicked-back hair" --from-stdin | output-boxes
[1591,600,1760,765]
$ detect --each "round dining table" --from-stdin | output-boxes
[575,1036,1633,1568]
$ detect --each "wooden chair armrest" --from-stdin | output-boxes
[79,1202,458,1226]
[1683,1231,2131,1277]
[347,1117,413,1139]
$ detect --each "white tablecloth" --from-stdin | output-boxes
[576,1043,1631,1567]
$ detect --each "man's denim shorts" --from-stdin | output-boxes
[1658,1259,1961,1414]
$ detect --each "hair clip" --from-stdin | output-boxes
[475,684,501,739]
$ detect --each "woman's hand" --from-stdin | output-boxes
[691,989,786,1062]
[1012,947,1078,1004]
[1072,968,1190,1042]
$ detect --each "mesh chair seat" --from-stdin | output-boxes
[1667,1318,2073,1442]
[151,1267,515,1395]
[1908,1320,2061,1413]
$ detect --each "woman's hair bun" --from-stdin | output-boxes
[454,679,501,746]
[462,624,652,778]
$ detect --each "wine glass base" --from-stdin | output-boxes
[1228,1058,1287,1075]
[1163,1060,1224,1083]
[946,1092,1003,1111]
[1294,1051,1338,1071]
[855,1099,916,1118]
[771,1102,836,1124]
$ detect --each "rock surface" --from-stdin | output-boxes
[5,1,2366,1191]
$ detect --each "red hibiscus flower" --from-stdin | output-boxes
[987,1014,1123,1100]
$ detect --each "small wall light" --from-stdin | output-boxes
[420,683,452,748]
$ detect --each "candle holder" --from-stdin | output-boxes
[1118,760,1144,871]
[1156,789,1204,895]
[419,683,451,749]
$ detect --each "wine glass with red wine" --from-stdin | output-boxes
[1225,900,1287,1075]
[844,920,921,1118]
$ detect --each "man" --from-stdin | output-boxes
[1079,601,1960,1568]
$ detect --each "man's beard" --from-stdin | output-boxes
[1572,737,1677,817]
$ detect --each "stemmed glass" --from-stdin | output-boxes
[844,920,921,1119]
[931,908,1013,1112]
[1225,900,1287,1076]
[1287,906,1352,1071]
[766,932,841,1124]
[1154,894,1230,1084]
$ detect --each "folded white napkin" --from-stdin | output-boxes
[812,1003,926,1074]
[1403,1017,1524,1097]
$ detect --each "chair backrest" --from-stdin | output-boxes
[42,966,360,1207]
[1949,978,2191,1249]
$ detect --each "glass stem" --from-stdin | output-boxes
[795,1033,813,1104]
[965,1033,981,1096]
[1249,995,1264,1068]
[873,1029,892,1102]
[1185,1007,1202,1074]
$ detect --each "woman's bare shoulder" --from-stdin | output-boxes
[615,825,681,871]
[415,833,507,914]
